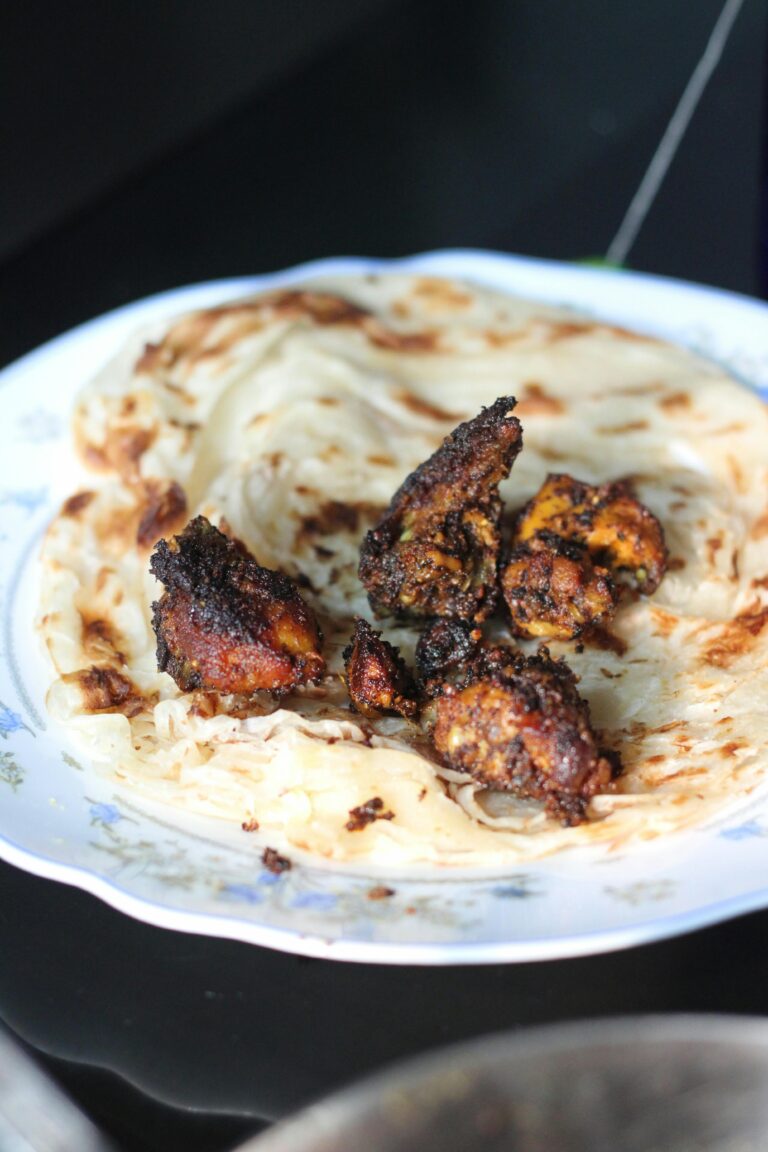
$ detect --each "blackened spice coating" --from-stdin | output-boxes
[502,532,617,641]
[512,473,668,593]
[432,646,620,825]
[343,618,419,719]
[415,617,482,691]
[358,398,522,623]
[150,516,325,695]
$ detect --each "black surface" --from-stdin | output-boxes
[2,3,767,1150]
[4,859,768,1149]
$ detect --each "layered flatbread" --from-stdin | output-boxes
[38,274,768,864]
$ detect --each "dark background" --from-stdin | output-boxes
[1,0,765,369]
[1,3,767,1150]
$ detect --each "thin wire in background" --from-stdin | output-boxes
[606,0,747,266]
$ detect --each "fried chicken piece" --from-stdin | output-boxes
[432,646,619,825]
[502,533,617,641]
[415,617,482,696]
[343,618,418,719]
[150,516,325,695]
[515,473,667,592]
[359,398,523,623]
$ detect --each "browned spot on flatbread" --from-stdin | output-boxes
[542,320,597,342]
[297,499,384,541]
[669,501,687,513]
[537,447,569,462]
[168,417,200,431]
[750,511,768,540]
[62,490,95,517]
[317,396,339,407]
[752,575,768,590]
[136,290,439,376]
[716,715,734,725]
[514,382,565,417]
[706,535,723,564]
[411,278,473,309]
[701,603,768,668]
[659,391,692,412]
[584,626,627,656]
[94,567,115,594]
[270,290,369,327]
[136,342,176,373]
[136,480,188,549]
[649,721,685,735]
[74,423,110,472]
[650,607,679,637]
[159,380,195,405]
[80,615,125,664]
[485,329,525,348]
[661,766,705,782]
[79,421,156,480]
[278,291,439,351]
[667,556,686,571]
[727,456,747,494]
[65,666,150,717]
[597,420,649,434]
[90,495,145,556]
[721,740,747,757]
[367,453,396,466]
[358,321,435,351]
[393,389,460,422]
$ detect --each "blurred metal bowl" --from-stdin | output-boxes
[240,1016,768,1152]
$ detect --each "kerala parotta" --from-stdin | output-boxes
[37,274,768,865]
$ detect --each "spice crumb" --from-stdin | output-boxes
[241,818,260,832]
[368,885,395,901]
[346,796,395,832]
[262,847,292,873]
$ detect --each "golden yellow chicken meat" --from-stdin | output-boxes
[502,533,618,641]
[515,473,667,591]
[150,516,325,695]
[501,474,667,640]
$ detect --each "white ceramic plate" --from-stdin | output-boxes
[3,250,768,965]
